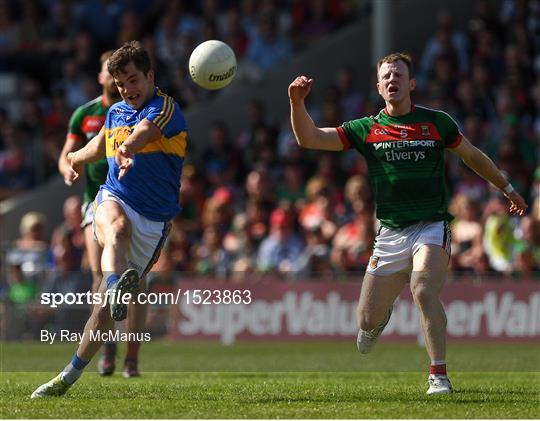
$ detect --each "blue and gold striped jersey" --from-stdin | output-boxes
[101,88,187,222]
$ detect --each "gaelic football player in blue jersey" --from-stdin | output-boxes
[58,51,145,379]
[32,41,188,398]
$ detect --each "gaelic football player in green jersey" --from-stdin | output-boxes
[58,51,144,379]
[288,52,527,395]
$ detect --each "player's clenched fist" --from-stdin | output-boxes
[288,76,314,103]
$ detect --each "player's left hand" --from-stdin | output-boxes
[66,152,82,184]
[505,190,527,216]
[115,144,134,181]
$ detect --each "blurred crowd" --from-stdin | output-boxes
[0,0,361,195]
[1,0,540,332]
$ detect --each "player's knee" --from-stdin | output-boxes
[107,218,130,244]
[411,283,437,307]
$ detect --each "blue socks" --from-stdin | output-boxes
[61,354,89,385]
[71,354,89,370]
[106,274,120,289]
[60,274,120,385]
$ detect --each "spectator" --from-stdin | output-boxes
[0,0,21,68]
[0,123,34,200]
[39,229,91,333]
[244,167,276,206]
[7,212,48,284]
[482,196,517,273]
[246,14,292,73]
[277,161,306,207]
[56,58,92,109]
[73,0,122,51]
[335,67,364,121]
[257,208,304,277]
[243,198,272,247]
[166,223,193,272]
[331,199,374,275]
[7,264,38,306]
[296,225,333,279]
[202,121,243,189]
[513,215,540,276]
[117,9,141,46]
[339,174,372,224]
[419,10,469,87]
[193,226,231,279]
[448,194,486,274]
[4,263,38,340]
[299,175,337,242]
[201,196,234,236]
[222,6,249,59]
[178,164,205,230]
[224,213,259,281]
[50,196,84,271]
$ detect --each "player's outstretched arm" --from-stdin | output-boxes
[115,118,161,181]
[66,129,106,184]
[450,136,528,215]
[288,76,344,151]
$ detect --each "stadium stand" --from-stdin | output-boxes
[0,0,538,339]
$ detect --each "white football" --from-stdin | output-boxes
[189,40,237,90]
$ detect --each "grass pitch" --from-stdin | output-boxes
[1,341,539,418]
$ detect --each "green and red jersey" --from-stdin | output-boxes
[67,96,109,204]
[337,105,463,230]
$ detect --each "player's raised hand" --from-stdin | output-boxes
[505,190,528,216]
[115,144,134,181]
[65,152,81,185]
[288,76,313,103]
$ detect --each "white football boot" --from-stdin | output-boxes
[31,373,71,399]
[356,308,392,354]
[427,374,453,395]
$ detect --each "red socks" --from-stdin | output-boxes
[126,341,141,361]
[430,364,447,376]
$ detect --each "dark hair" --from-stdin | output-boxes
[107,41,152,77]
[377,52,413,79]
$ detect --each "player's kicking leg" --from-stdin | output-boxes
[30,268,141,398]
[411,244,452,395]
[31,201,135,398]
[31,279,113,398]
[356,271,408,353]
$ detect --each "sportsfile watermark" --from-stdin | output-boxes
[40,288,252,308]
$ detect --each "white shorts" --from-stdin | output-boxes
[93,188,171,277]
[367,221,451,276]
[81,201,95,229]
